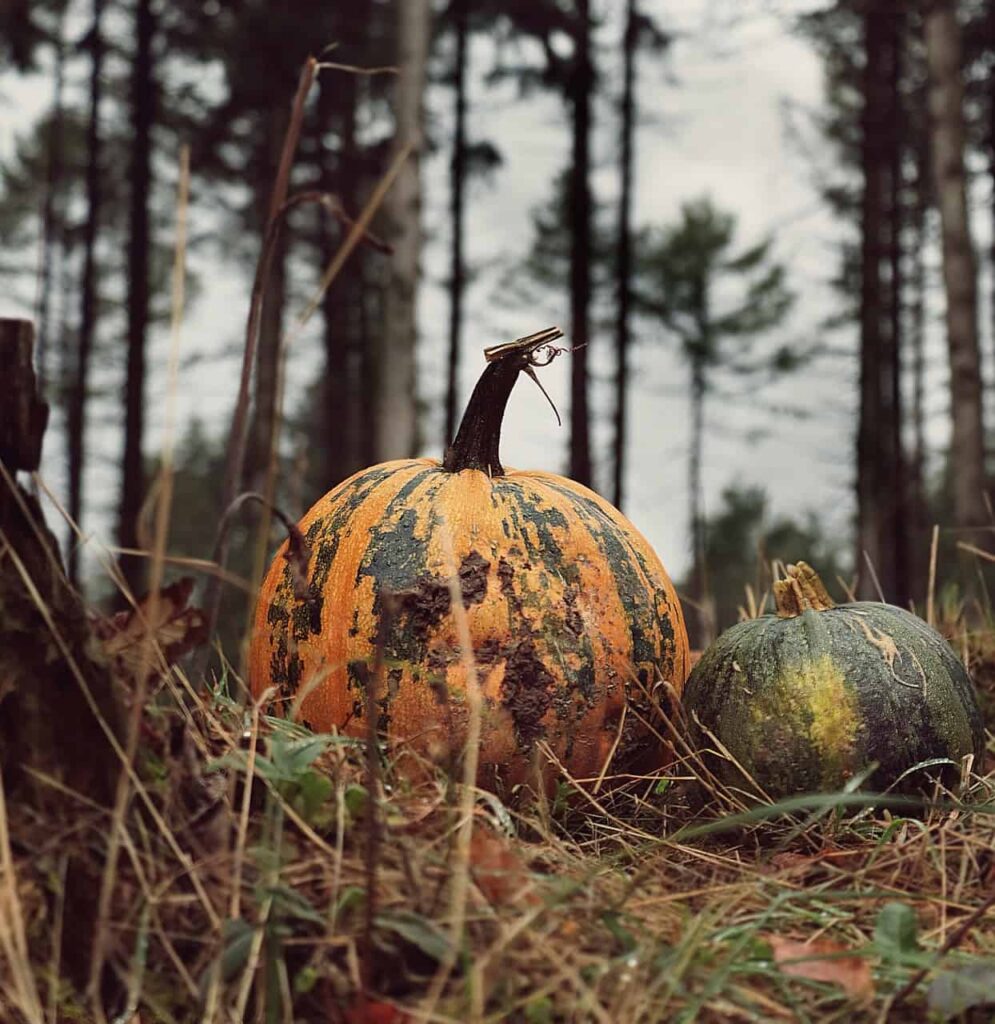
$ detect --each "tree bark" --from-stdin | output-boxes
[885,8,909,604]
[318,63,363,487]
[688,354,710,644]
[36,4,67,395]
[612,0,637,510]
[924,0,987,534]
[376,0,430,461]
[568,0,593,487]
[855,3,894,598]
[248,104,290,493]
[988,0,995,385]
[119,0,157,598]
[445,0,469,448]
[67,0,105,585]
[908,122,930,599]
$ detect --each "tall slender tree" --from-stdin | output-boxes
[568,0,593,486]
[119,0,157,597]
[612,0,638,509]
[444,0,470,447]
[907,109,932,596]
[247,101,290,493]
[316,66,363,488]
[67,0,105,584]
[924,0,986,536]
[855,0,907,600]
[990,0,995,363]
[377,0,430,460]
[437,3,510,450]
[35,2,68,393]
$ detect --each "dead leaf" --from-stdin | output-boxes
[768,936,874,1001]
[342,997,410,1024]
[768,852,811,873]
[94,577,208,681]
[765,847,868,878]
[469,828,539,909]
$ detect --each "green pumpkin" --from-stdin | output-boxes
[682,562,986,798]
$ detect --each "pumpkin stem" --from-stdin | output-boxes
[443,327,564,476]
[774,561,836,617]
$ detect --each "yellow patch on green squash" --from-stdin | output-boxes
[802,656,860,786]
[748,654,860,789]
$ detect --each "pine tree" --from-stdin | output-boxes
[118,0,158,597]
[633,197,794,643]
[377,0,431,461]
[66,0,106,584]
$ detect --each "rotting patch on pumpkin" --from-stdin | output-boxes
[458,550,490,605]
[502,637,555,744]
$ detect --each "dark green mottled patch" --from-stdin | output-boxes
[542,480,660,670]
[265,464,399,697]
[494,481,575,585]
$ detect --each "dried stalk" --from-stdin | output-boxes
[200,57,317,670]
[88,145,190,1011]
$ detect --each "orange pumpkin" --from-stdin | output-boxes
[249,331,689,796]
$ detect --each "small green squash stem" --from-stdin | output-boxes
[774,561,836,618]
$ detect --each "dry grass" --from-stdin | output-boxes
[1,620,994,1023]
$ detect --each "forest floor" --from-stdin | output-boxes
[4,611,995,1023]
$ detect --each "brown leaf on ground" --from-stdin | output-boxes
[768,936,874,1001]
[469,827,540,909]
[766,847,869,878]
[342,997,410,1024]
[94,576,208,680]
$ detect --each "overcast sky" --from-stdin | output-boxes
[3,0,992,585]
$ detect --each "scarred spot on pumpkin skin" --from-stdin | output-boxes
[846,613,921,691]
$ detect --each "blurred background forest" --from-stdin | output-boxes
[1,0,994,648]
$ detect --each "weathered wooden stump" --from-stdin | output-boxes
[0,318,122,994]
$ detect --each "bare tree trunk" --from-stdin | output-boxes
[612,0,637,511]
[568,0,593,487]
[248,105,290,493]
[908,126,930,599]
[119,0,156,598]
[445,0,469,447]
[924,0,987,533]
[688,355,710,644]
[67,0,105,585]
[376,0,430,461]
[988,0,995,380]
[855,3,891,598]
[318,65,363,487]
[36,3,67,394]
[885,8,909,605]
